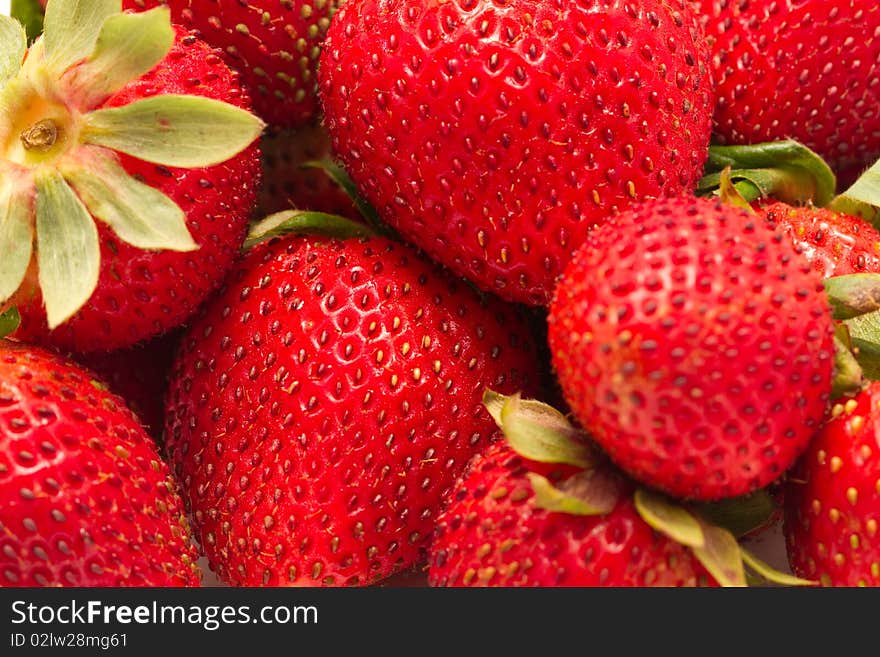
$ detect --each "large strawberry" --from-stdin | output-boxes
[165,214,540,586]
[0,333,200,586]
[548,196,835,500]
[320,0,714,305]
[785,383,880,586]
[695,0,880,183]
[1,2,263,353]
[124,0,338,128]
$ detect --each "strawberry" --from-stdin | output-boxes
[1,4,264,353]
[124,0,339,128]
[548,196,835,500]
[165,218,541,586]
[0,339,200,586]
[784,383,880,586]
[319,0,714,305]
[695,0,880,182]
[258,123,359,220]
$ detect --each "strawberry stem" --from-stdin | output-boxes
[20,118,58,151]
[245,210,376,249]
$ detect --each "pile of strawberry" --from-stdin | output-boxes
[2,0,880,588]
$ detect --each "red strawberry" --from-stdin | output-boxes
[124,0,339,128]
[548,196,835,500]
[319,0,714,305]
[1,5,263,353]
[0,341,200,586]
[758,202,880,278]
[165,227,540,586]
[695,0,880,181]
[785,383,880,586]
[258,123,359,219]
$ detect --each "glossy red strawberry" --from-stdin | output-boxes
[758,202,880,278]
[548,196,835,500]
[0,341,200,586]
[320,0,714,305]
[695,0,880,182]
[125,0,338,128]
[784,383,880,586]
[165,232,540,586]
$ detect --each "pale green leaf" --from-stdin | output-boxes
[483,388,506,427]
[0,180,34,305]
[35,170,100,328]
[830,158,880,225]
[0,16,27,85]
[0,307,21,339]
[692,520,747,587]
[844,310,880,380]
[245,210,373,249]
[634,489,705,549]
[740,548,816,587]
[60,148,197,252]
[528,470,619,516]
[81,95,265,168]
[66,8,174,109]
[42,0,120,75]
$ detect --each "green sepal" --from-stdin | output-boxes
[633,489,705,549]
[64,8,174,110]
[527,470,619,516]
[842,311,880,381]
[245,210,375,249]
[42,0,120,76]
[695,490,778,539]
[0,308,21,340]
[830,158,880,226]
[11,0,44,44]
[35,169,100,329]
[824,274,880,320]
[691,519,747,587]
[0,16,27,86]
[740,548,816,587]
[832,332,865,399]
[699,140,837,207]
[717,167,756,214]
[0,179,34,305]
[483,390,594,469]
[59,147,197,252]
[81,95,265,168]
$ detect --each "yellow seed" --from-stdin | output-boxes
[817,449,827,465]
[831,403,845,418]
[847,487,859,505]
[829,508,841,523]
[830,456,843,473]
[872,563,880,577]
[811,499,822,515]
[851,534,861,550]
[845,399,859,415]
[412,368,421,381]
[401,342,411,356]
[834,553,846,566]
[851,415,865,433]
[867,519,877,537]
[820,573,832,587]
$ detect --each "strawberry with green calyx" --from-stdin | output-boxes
[1,1,264,353]
[429,390,807,587]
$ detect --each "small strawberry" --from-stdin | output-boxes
[165,214,541,586]
[1,3,264,353]
[784,383,880,586]
[0,337,200,587]
[124,0,339,128]
[548,196,835,500]
[320,0,714,305]
[695,0,880,181]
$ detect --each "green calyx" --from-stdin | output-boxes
[829,158,880,225]
[0,307,21,340]
[245,210,376,249]
[0,0,265,328]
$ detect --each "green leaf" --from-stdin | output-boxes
[844,310,880,380]
[60,147,197,252]
[824,274,880,320]
[35,170,100,329]
[0,180,34,305]
[0,307,21,340]
[489,391,594,468]
[830,158,880,227]
[528,470,619,516]
[740,548,816,587]
[42,0,120,75]
[695,490,778,539]
[633,489,705,549]
[0,16,27,86]
[65,8,174,109]
[245,210,374,249]
[81,95,265,168]
[11,0,44,43]
[691,520,747,587]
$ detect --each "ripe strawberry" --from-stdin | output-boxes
[258,123,359,219]
[548,196,835,500]
[124,0,338,128]
[785,383,880,586]
[0,341,200,586]
[1,4,263,353]
[759,202,880,278]
[320,0,714,305]
[695,0,880,181]
[165,229,540,586]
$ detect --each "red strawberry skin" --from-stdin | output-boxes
[785,384,880,586]
[0,342,200,587]
[165,235,540,586]
[125,0,337,128]
[15,29,261,354]
[319,0,714,306]
[695,0,880,178]
[548,197,835,500]
[758,202,880,278]
[429,441,715,586]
